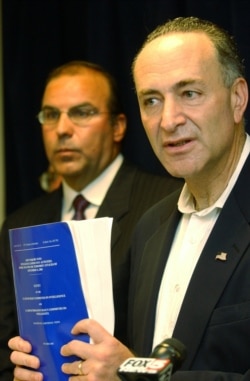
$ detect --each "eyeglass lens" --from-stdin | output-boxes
[38,105,100,125]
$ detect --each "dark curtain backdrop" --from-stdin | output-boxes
[2,0,250,215]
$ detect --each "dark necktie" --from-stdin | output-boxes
[72,194,89,220]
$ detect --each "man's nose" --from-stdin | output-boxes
[55,112,75,134]
[160,97,186,130]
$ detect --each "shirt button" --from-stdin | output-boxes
[174,284,180,292]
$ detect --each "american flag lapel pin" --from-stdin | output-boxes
[215,252,228,261]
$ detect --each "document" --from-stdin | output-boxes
[9,218,114,381]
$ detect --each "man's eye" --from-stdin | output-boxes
[44,109,59,120]
[142,98,159,107]
[71,108,95,118]
[183,90,198,99]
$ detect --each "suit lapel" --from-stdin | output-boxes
[132,208,182,354]
[174,180,250,368]
[40,188,62,223]
[96,162,136,249]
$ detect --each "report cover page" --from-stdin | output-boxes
[9,218,114,381]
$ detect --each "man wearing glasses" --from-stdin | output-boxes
[0,60,182,380]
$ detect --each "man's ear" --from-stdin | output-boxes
[231,77,248,123]
[113,114,127,143]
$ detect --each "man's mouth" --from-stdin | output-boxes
[167,139,191,147]
[56,147,76,153]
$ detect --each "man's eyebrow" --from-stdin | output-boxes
[138,89,161,97]
[173,79,203,90]
[138,79,203,97]
[42,102,95,109]
[70,102,95,108]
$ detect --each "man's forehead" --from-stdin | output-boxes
[46,71,108,90]
[135,32,214,70]
[43,73,110,104]
[134,32,216,87]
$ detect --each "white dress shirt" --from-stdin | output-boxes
[61,154,124,221]
[153,134,250,349]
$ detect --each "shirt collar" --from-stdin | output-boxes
[62,154,124,213]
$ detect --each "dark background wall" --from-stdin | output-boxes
[2,0,250,215]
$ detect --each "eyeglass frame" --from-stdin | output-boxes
[37,104,115,128]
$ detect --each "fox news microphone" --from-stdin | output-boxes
[118,337,187,381]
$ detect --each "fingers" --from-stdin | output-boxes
[71,318,112,342]
[13,365,43,381]
[10,350,40,370]
[61,318,112,359]
[8,336,42,380]
[61,320,115,362]
[60,319,133,380]
[8,336,32,353]
[61,338,89,359]
[62,359,88,377]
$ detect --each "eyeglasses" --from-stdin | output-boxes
[37,105,112,127]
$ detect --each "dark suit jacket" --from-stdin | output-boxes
[0,160,182,380]
[128,154,250,381]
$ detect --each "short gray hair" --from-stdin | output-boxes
[132,16,245,88]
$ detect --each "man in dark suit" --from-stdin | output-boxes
[11,16,250,381]
[124,17,250,381]
[0,60,182,380]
